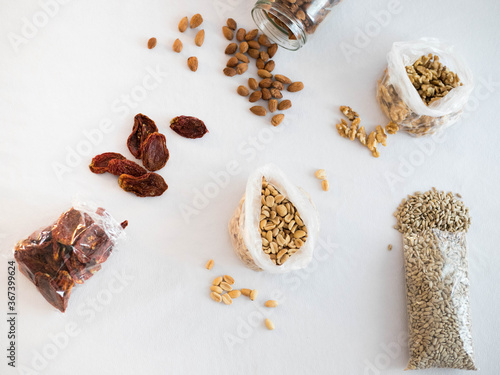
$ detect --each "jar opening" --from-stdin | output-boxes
[252,1,307,51]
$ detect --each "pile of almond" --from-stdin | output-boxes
[222,18,304,127]
[335,106,399,158]
[173,14,205,72]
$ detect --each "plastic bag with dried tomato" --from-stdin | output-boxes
[14,203,127,312]
[228,164,320,273]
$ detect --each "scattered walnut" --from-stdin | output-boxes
[340,105,359,121]
[385,121,400,135]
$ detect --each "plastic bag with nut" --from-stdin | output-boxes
[14,203,128,312]
[377,38,473,136]
[403,229,476,370]
[228,164,320,273]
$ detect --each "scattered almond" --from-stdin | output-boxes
[222,26,234,40]
[195,29,205,47]
[187,56,198,72]
[245,29,259,41]
[147,37,157,49]
[249,91,262,103]
[236,63,248,75]
[270,88,282,99]
[205,259,214,270]
[265,300,279,308]
[259,34,272,47]
[256,58,265,69]
[269,99,278,113]
[239,41,249,53]
[235,52,249,63]
[260,51,270,62]
[264,60,275,72]
[237,86,250,96]
[248,48,260,59]
[248,40,260,49]
[259,78,273,88]
[248,78,258,90]
[190,14,203,29]
[271,114,285,126]
[261,88,271,100]
[227,57,238,67]
[272,81,284,90]
[250,106,267,116]
[257,69,272,78]
[173,38,183,53]
[236,28,246,42]
[278,99,292,110]
[288,82,304,92]
[227,18,237,30]
[268,44,278,58]
[225,43,238,54]
[223,67,236,77]
[178,16,189,32]
[275,74,291,84]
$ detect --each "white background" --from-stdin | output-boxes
[1,0,499,374]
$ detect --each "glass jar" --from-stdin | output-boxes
[252,0,343,51]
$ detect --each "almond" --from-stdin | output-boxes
[245,29,259,41]
[236,28,246,42]
[190,14,203,29]
[256,58,265,69]
[173,38,183,53]
[275,74,292,84]
[227,18,237,30]
[223,67,236,77]
[239,42,249,53]
[270,88,282,99]
[259,78,273,88]
[248,48,260,59]
[248,78,258,90]
[248,40,260,49]
[258,34,272,47]
[264,60,275,72]
[225,42,238,54]
[235,53,249,63]
[237,86,250,96]
[261,88,271,100]
[260,51,269,62]
[147,37,157,49]
[195,29,205,47]
[187,56,198,72]
[269,99,278,113]
[278,99,292,110]
[226,57,238,67]
[236,63,248,75]
[249,91,262,103]
[250,106,267,116]
[178,16,189,32]
[257,69,272,78]
[287,81,304,92]
[268,44,278,58]
[271,114,285,126]
[222,26,234,40]
[272,81,284,90]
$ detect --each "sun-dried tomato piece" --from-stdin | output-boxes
[72,223,111,264]
[52,208,88,246]
[107,159,147,177]
[120,220,128,229]
[35,271,74,312]
[170,116,208,139]
[140,132,169,171]
[89,152,126,174]
[127,114,159,158]
[15,241,56,284]
[62,247,102,284]
[118,173,168,197]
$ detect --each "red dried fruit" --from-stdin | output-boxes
[118,173,168,197]
[140,132,169,171]
[127,114,159,158]
[52,208,89,246]
[107,159,147,177]
[72,223,111,264]
[35,271,74,313]
[120,220,128,229]
[62,246,102,284]
[89,152,126,174]
[170,116,208,139]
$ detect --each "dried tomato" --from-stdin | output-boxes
[35,271,74,313]
[107,159,147,177]
[89,152,126,174]
[127,114,159,158]
[140,132,169,171]
[52,208,89,246]
[118,172,168,197]
[170,116,208,139]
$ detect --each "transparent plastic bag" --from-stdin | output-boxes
[14,203,127,312]
[377,38,473,136]
[228,164,319,273]
[403,229,476,370]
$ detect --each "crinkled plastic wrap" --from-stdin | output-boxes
[377,38,473,136]
[14,203,127,312]
[403,229,476,370]
[228,164,319,273]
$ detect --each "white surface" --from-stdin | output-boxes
[1,0,499,374]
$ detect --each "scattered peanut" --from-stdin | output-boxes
[205,259,214,270]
